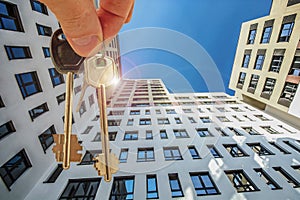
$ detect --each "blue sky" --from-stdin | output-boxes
[119,0,272,95]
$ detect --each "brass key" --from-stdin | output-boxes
[50,28,83,169]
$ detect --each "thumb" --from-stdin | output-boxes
[40,0,102,57]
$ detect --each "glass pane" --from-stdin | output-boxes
[0,3,8,15]
[2,18,17,30]
[202,175,213,187]
[147,178,156,191]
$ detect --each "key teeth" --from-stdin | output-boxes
[93,153,119,176]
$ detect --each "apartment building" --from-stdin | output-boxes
[229,0,300,129]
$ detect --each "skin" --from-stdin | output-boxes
[39,0,134,57]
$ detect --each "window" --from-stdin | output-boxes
[188,146,201,159]
[242,127,260,135]
[190,172,220,196]
[224,144,248,157]
[78,101,86,117]
[0,149,32,190]
[0,120,16,140]
[254,50,266,70]
[248,74,260,93]
[155,109,161,114]
[108,119,121,126]
[269,142,291,154]
[216,107,228,112]
[127,118,134,126]
[255,115,270,121]
[289,56,300,76]
[117,149,129,164]
[207,145,222,158]
[88,94,94,106]
[36,23,52,36]
[278,82,298,107]
[137,148,155,162]
[108,132,117,141]
[236,72,246,89]
[56,93,65,105]
[147,175,159,199]
[229,127,243,136]
[168,173,184,197]
[0,95,4,108]
[232,115,243,122]
[197,108,204,113]
[242,51,251,68]
[197,128,212,137]
[188,117,196,123]
[163,147,183,160]
[173,129,189,138]
[79,150,101,165]
[174,117,182,124]
[39,125,56,153]
[110,176,134,200]
[215,127,229,136]
[261,20,274,43]
[278,14,295,42]
[59,178,101,200]
[92,132,101,142]
[15,71,42,98]
[29,102,49,121]
[73,86,81,95]
[140,118,151,125]
[273,167,300,187]
[283,140,300,153]
[0,1,23,31]
[30,0,48,14]
[291,165,300,173]
[247,143,274,156]
[145,109,150,115]
[166,109,176,114]
[92,115,99,121]
[243,115,255,121]
[254,168,281,190]
[225,170,259,192]
[183,108,193,113]
[43,164,63,183]
[200,117,212,123]
[217,116,231,122]
[160,130,168,139]
[287,0,300,6]
[49,68,64,87]
[62,114,75,124]
[261,78,276,99]
[247,24,257,44]
[157,118,170,125]
[5,45,31,61]
[41,47,51,58]
[130,110,140,115]
[124,131,138,140]
[261,126,281,134]
[146,130,153,140]
[269,50,285,73]
[82,126,93,135]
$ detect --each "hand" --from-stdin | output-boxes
[39,0,134,57]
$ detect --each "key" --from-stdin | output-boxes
[50,28,83,169]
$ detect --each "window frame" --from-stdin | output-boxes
[0,1,24,32]
[15,71,42,99]
[5,45,32,60]
[190,172,220,196]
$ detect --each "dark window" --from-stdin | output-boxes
[0,149,32,190]
[188,146,201,159]
[49,68,64,87]
[237,72,246,89]
[269,142,291,154]
[56,93,65,105]
[15,71,42,98]
[79,150,101,165]
[183,108,193,113]
[42,47,50,57]
[261,26,272,43]
[173,129,189,138]
[269,55,284,73]
[254,54,265,70]
[0,1,24,31]
[242,53,251,68]
[109,132,117,141]
[5,45,32,60]
[74,85,81,95]
[163,147,183,161]
[278,82,298,107]
[43,164,63,183]
[157,118,170,125]
[190,172,220,196]
[36,23,52,36]
[88,94,95,106]
[146,130,153,140]
[242,127,261,135]
[0,120,16,140]
[254,168,281,190]
[166,109,176,114]
[287,0,300,6]
[188,117,196,123]
[217,116,231,122]
[215,127,229,136]
[207,145,222,158]
[289,56,300,76]
[145,109,150,115]
[119,148,129,163]
[224,144,248,157]
[108,119,121,126]
[283,140,300,153]
[147,175,159,199]
[225,170,259,192]
[29,102,49,121]
[247,143,274,156]
[255,114,270,121]
[200,117,212,123]
[248,74,260,93]
[82,126,93,135]
[273,167,300,187]
[59,178,101,199]
[137,148,155,162]
[197,128,212,137]
[124,131,138,140]
[110,176,134,200]
[62,114,75,124]
[130,110,140,115]
[261,126,281,134]
[0,95,4,108]
[38,125,56,153]
[261,78,276,99]
[30,0,48,15]
[92,132,101,142]
[174,117,182,124]
[247,29,256,44]
[127,118,134,126]
[278,20,294,42]
[229,127,243,136]
[78,101,86,117]
[168,173,184,197]
[140,118,151,125]
[160,130,168,139]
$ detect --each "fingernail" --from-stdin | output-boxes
[71,35,99,46]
